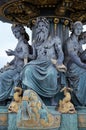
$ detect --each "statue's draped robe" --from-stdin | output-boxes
[0,39,29,101]
[64,36,86,105]
[67,63,86,105]
[21,59,59,97]
[21,38,64,98]
[0,66,21,101]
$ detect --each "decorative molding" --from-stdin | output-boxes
[0,0,86,24]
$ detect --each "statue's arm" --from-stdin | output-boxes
[67,41,86,69]
[54,37,64,65]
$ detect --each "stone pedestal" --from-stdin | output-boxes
[0,106,8,130]
[17,127,60,130]
[1,106,86,130]
[8,113,17,130]
[17,106,60,130]
[59,114,78,130]
[77,107,86,130]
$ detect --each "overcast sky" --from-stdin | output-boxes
[0,21,86,68]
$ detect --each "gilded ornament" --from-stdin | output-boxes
[17,90,61,129]
[58,87,76,114]
[8,87,23,113]
[54,18,59,24]
[64,20,69,25]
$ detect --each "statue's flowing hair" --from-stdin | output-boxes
[11,24,29,41]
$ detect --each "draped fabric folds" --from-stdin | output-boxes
[21,59,59,97]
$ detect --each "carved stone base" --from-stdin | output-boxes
[77,107,86,130]
[17,90,61,130]
[59,114,78,130]
[8,113,17,130]
[0,106,8,130]
[1,105,86,130]
[18,128,58,130]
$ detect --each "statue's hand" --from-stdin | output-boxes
[6,49,15,56]
[51,58,67,72]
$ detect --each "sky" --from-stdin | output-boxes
[0,21,86,68]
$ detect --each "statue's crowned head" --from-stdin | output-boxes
[35,17,50,42]
[11,24,29,41]
[36,17,49,29]
[73,21,83,30]
[72,21,83,35]
[11,24,25,34]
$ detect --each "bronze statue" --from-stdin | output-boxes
[64,21,86,106]
[21,17,66,105]
[0,24,29,102]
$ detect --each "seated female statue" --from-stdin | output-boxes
[0,24,29,102]
[63,21,86,106]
